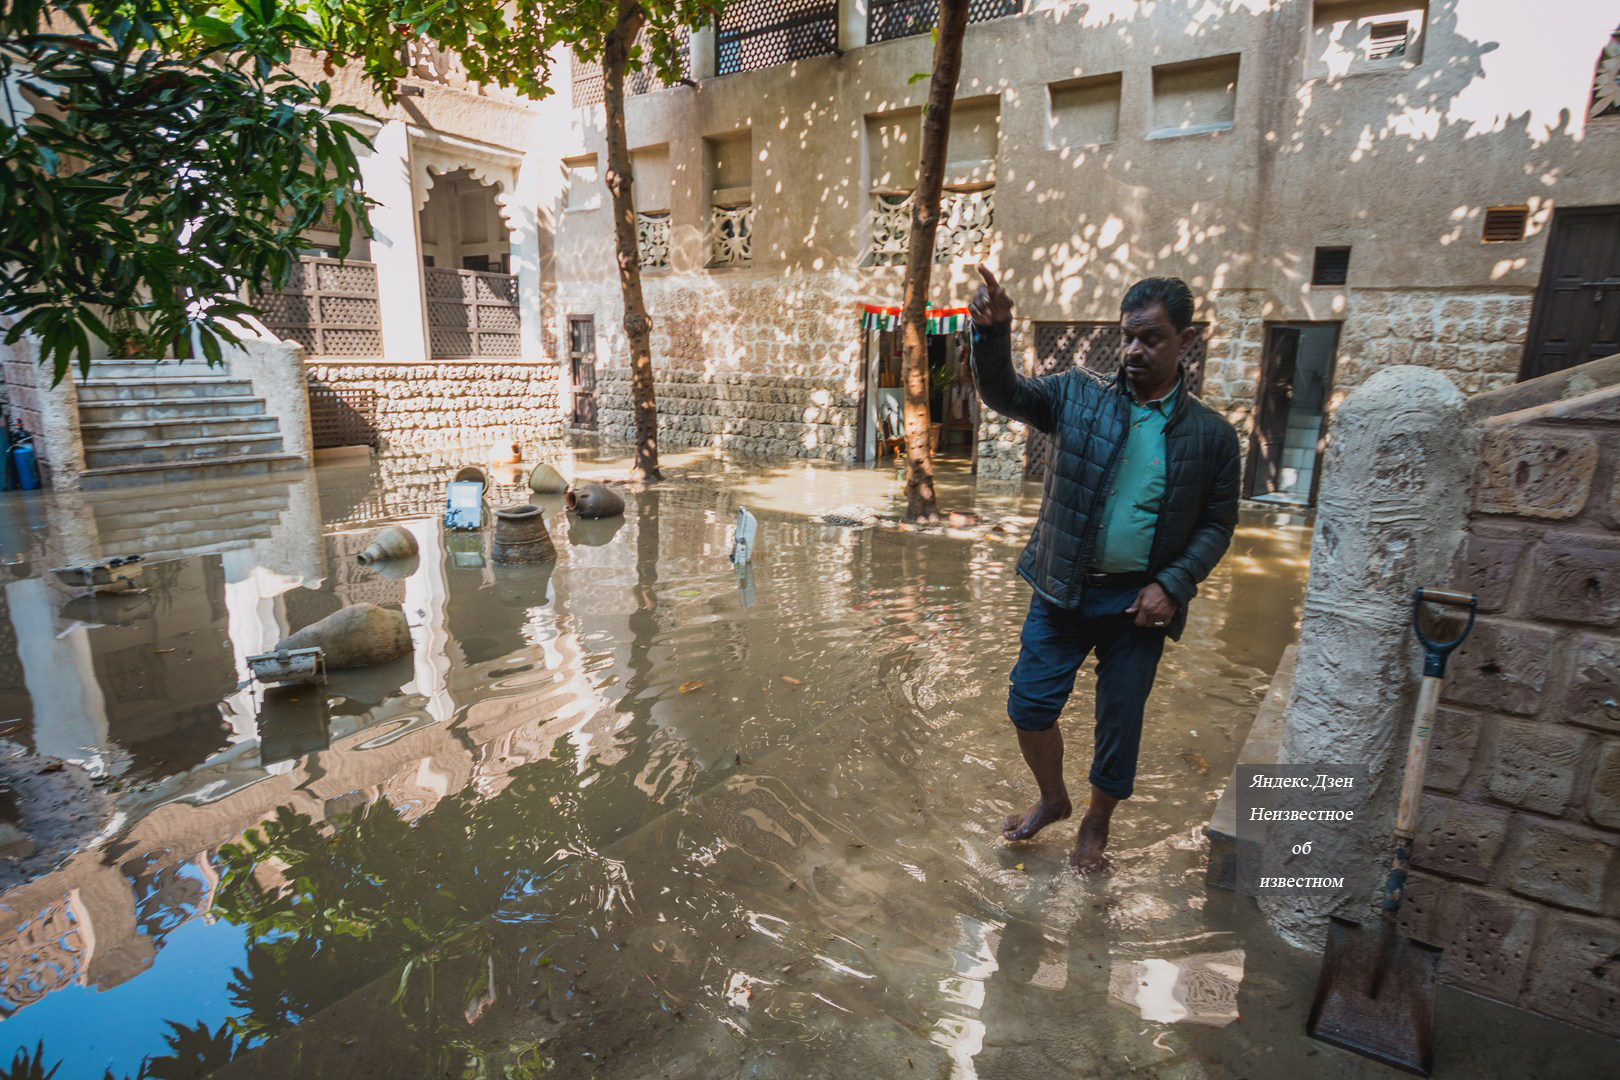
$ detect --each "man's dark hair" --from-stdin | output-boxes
[1121,277,1195,331]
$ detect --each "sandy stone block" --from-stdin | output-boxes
[1485,719,1586,815]
[1474,429,1598,519]
[1526,912,1620,1033]
[1523,541,1620,627]
[1591,739,1620,829]
[1443,618,1556,715]
[1413,796,1510,882]
[1442,299,1476,319]
[1455,529,1525,612]
[1427,707,1481,793]
[1431,883,1539,997]
[1508,819,1611,912]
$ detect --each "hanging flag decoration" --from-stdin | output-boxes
[860,304,970,334]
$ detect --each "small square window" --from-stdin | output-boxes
[1312,246,1351,286]
[1482,206,1529,243]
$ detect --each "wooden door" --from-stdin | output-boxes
[1246,326,1300,497]
[569,316,597,430]
[1523,205,1620,380]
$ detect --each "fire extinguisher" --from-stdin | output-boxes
[9,423,39,491]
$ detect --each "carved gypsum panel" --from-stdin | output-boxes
[717,0,838,76]
[869,0,1023,44]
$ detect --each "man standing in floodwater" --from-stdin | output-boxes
[968,267,1241,872]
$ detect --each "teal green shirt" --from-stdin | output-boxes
[1091,382,1179,573]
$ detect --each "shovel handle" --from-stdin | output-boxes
[1411,588,1477,677]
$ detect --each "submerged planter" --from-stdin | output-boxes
[491,504,557,565]
[566,483,625,520]
[357,525,419,565]
[528,462,568,495]
[274,603,411,669]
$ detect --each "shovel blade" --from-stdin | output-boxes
[1307,915,1442,1077]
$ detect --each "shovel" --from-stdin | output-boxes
[1306,586,1477,1077]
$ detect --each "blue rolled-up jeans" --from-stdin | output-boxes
[1006,587,1168,800]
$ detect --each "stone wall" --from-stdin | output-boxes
[1394,361,1620,1037]
[595,370,858,461]
[305,361,563,453]
[1,339,83,490]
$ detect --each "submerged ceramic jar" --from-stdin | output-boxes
[566,483,625,519]
[491,504,557,565]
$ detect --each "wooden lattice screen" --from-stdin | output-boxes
[570,27,692,107]
[307,383,380,450]
[716,0,838,76]
[1023,321,1209,481]
[426,268,522,358]
[255,257,382,357]
[869,0,1024,44]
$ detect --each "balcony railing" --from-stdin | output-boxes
[868,0,1024,45]
[709,203,755,267]
[716,0,838,76]
[866,189,994,266]
[425,267,521,358]
[255,256,382,357]
[637,211,672,270]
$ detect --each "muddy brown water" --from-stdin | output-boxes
[0,446,1608,1079]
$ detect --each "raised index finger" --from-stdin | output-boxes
[976,263,1000,292]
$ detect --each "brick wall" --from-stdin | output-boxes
[1398,375,1620,1036]
[305,361,563,452]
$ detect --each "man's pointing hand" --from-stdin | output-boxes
[970,263,1013,326]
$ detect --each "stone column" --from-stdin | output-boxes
[510,154,545,365]
[359,121,430,363]
[1264,365,1479,946]
[839,0,868,51]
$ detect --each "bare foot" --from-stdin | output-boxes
[1068,818,1110,874]
[1001,796,1072,842]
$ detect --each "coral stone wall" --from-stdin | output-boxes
[558,275,864,462]
[1396,364,1620,1037]
[305,361,563,453]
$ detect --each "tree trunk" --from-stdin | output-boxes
[604,1,662,481]
[899,0,969,521]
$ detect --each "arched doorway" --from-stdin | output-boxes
[419,168,520,358]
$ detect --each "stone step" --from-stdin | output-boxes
[95,503,287,540]
[80,452,307,491]
[80,415,282,445]
[80,476,296,514]
[78,396,269,422]
[84,359,225,379]
[83,433,286,469]
[75,377,254,403]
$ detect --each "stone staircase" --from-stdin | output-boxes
[75,359,305,490]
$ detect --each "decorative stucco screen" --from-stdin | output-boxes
[868,0,1024,44]
[568,27,692,108]
[256,256,382,357]
[716,0,839,76]
[426,267,521,358]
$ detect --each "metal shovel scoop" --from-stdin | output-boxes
[1306,586,1476,1077]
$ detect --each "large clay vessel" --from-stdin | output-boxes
[491,504,557,565]
[454,465,486,486]
[274,603,411,668]
[357,525,419,565]
[566,483,625,519]
[528,462,568,494]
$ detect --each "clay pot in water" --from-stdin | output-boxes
[453,465,486,486]
[491,504,557,565]
[528,462,568,495]
[274,603,411,668]
[357,525,419,565]
[566,483,625,519]
[489,432,521,464]
[567,514,624,547]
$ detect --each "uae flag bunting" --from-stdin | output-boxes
[860,305,970,334]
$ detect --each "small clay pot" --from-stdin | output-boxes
[566,483,625,519]
[491,503,557,565]
[528,462,568,494]
[453,465,486,486]
[357,525,419,565]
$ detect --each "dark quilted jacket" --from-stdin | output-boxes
[971,321,1241,640]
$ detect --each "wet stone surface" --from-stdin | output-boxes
[0,443,1611,1078]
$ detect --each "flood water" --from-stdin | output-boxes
[0,445,1609,1079]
